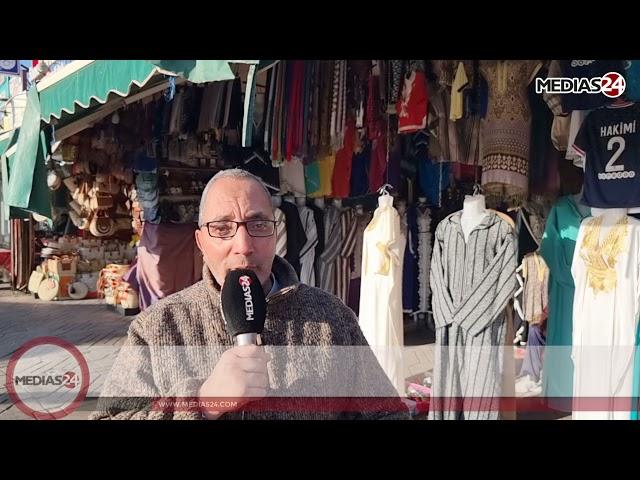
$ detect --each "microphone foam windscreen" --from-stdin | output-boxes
[220,269,267,338]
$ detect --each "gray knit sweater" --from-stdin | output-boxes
[90,256,409,420]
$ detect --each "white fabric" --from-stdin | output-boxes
[297,205,318,287]
[358,195,406,396]
[416,207,432,313]
[279,157,306,196]
[565,109,591,167]
[571,212,640,420]
[274,208,287,258]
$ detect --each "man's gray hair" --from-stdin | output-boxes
[198,168,272,226]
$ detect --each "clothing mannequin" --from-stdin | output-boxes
[571,205,636,420]
[333,198,343,209]
[271,195,282,208]
[590,207,628,222]
[295,197,306,207]
[314,198,325,209]
[460,194,488,242]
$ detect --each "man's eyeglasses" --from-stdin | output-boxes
[200,220,278,239]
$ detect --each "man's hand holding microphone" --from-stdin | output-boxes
[198,269,270,419]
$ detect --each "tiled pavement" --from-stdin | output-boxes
[0,286,569,420]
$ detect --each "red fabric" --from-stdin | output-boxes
[369,119,387,192]
[285,61,304,161]
[452,162,482,182]
[0,249,10,273]
[397,71,429,134]
[367,75,381,140]
[331,118,356,198]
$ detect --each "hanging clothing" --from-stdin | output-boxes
[279,157,306,196]
[330,61,342,151]
[134,223,204,311]
[624,60,640,102]
[359,195,406,395]
[529,65,561,195]
[271,62,288,166]
[397,70,428,134]
[351,211,373,281]
[311,154,336,198]
[285,61,305,161]
[573,102,640,209]
[571,213,640,420]
[522,252,549,325]
[279,200,307,278]
[350,143,371,197]
[480,60,542,205]
[565,109,591,167]
[332,118,356,199]
[417,155,450,207]
[389,60,404,108]
[197,82,224,132]
[274,207,287,258]
[450,61,469,121]
[168,88,185,135]
[307,204,326,285]
[416,205,432,313]
[538,195,590,410]
[402,206,419,313]
[304,161,321,197]
[297,204,319,287]
[317,205,342,294]
[427,84,452,162]
[318,61,333,156]
[369,120,388,193]
[429,211,517,420]
[518,324,546,383]
[347,211,373,314]
[558,60,625,112]
[333,208,359,304]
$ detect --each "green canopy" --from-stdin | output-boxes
[40,60,250,124]
[3,88,51,220]
[148,60,235,84]
[39,60,159,123]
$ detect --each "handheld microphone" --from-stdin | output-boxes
[220,269,267,346]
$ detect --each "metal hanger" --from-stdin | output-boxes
[472,183,484,196]
[378,184,393,196]
[244,149,267,165]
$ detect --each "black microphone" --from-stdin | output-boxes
[220,269,267,346]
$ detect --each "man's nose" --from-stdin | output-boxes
[231,223,255,255]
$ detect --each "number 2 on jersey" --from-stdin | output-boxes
[606,136,626,172]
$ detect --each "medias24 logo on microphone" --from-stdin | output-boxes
[239,275,255,321]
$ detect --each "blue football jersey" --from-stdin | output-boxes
[573,102,640,208]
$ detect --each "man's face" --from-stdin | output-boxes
[195,177,276,289]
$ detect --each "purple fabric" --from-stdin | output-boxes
[134,223,204,311]
[519,324,546,382]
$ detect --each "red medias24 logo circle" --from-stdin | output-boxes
[5,337,90,420]
[239,275,252,287]
[601,71,626,98]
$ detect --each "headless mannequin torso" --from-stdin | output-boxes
[590,207,629,237]
[460,195,488,242]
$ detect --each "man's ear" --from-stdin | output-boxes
[195,228,204,253]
